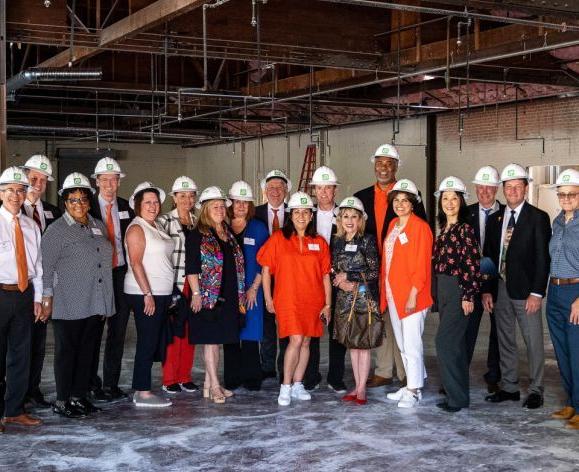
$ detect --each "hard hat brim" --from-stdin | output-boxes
[129,187,166,209]
[195,197,232,210]
[91,171,126,179]
[58,185,96,196]
[309,180,340,186]
[22,166,55,182]
[229,195,254,202]
[434,189,470,201]
[334,206,368,220]
[260,176,293,193]
[472,179,500,187]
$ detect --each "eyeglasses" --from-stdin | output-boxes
[66,197,90,205]
[557,192,577,200]
[1,188,27,197]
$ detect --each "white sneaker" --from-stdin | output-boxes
[386,386,407,401]
[397,389,420,408]
[133,392,172,408]
[278,384,292,406]
[290,382,312,401]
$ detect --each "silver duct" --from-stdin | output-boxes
[7,68,102,95]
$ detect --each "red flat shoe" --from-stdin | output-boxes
[341,394,357,402]
[355,397,368,405]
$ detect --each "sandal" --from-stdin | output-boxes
[209,386,226,404]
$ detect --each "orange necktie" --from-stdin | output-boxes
[106,203,118,267]
[14,216,29,292]
[272,208,280,232]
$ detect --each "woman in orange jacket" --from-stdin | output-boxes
[382,179,433,408]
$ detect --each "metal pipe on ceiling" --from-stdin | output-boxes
[6,68,102,94]
[203,0,232,91]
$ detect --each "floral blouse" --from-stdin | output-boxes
[433,222,481,302]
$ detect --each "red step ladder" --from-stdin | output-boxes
[298,144,317,196]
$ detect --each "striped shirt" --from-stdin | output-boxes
[41,211,115,320]
[549,209,579,278]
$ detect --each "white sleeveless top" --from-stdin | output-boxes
[124,216,175,296]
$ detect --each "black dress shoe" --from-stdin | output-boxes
[487,382,500,394]
[485,390,520,403]
[88,388,113,403]
[70,398,102,414]
[53,401,87,419]
[26,393,52,409]
[438,386,447,395]
[104,386,129,401]
[436,401,462,413]
[523,393,544,409]
[261,370,277,380]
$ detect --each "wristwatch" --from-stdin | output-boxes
[144,292,153,297]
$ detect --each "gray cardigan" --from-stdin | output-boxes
[41,212,115,320]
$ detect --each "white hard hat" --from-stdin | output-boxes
[500,163,532,183]
[171,176,197,195]
[389,178,421,202]
[551,168,579,188]
[286,191,316,212]
[370,143,400,164]
[58,172,95,196]
[228,180,254,202]
[92,157,126,179]
[472,165,500,187]
[434,176,469,199]
[310,166,340,186]
[22,154,54,181]
[0,166,30,187]
[129,181,166,209]
[196,186,232,209]
[260,169,292,192]
[334,196,367,220]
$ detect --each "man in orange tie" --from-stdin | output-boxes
[88,157,135,402]
[0,167,43,432]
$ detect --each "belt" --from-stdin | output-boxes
[550,277,579,286]
[0,283,24,292]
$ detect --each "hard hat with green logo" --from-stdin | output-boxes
[500,163,532,183]
[472,165,500,187]
[196,186,231,209]
[22,154,54,181]
[92,157,126,178]
[58,172,95,196]
[129,181,166,209]
[171,176,197,195]
[388,178,421,201]
[335,196,367,220]
[229,180,254,202]
[286,191,316,212]
[310,166,340,186]
[260,169,292,192]
[0,166,30,187]
[434,176,469,199]
[370,143,401,164]
[549,168,579,188]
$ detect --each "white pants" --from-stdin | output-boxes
[388,300,427,390]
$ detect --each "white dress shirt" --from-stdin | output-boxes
[23,198,46,232]
[267,203,285,235]
[98,194,126,267]
[478,200,500,248]
[0,206,43,302]
[316,208,334,245]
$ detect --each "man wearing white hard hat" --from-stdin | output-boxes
[482,163,551,410]
[0,167,43,431]
[545,169,579,429]
[354,144,428,389]
[255,169,291,380]
[465,165,504,394]
[88,156,135,403]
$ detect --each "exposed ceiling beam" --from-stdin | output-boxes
[38,0,208,68]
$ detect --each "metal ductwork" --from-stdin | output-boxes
[7,68,103,97]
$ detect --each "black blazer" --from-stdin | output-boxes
[354,184,428,244]
[482,201,551,300]
[255,202,288,235]
[89,195,135,263]
[467,201,505,247]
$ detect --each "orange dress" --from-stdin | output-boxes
[257,231,331,338]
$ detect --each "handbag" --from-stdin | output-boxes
[334,275,384,350]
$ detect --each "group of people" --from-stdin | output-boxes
[0,144,577,433]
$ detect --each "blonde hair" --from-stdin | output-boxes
[335,208,366,238]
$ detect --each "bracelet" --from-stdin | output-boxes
[144,292,153,297]
[42,301,50,307]
[192,292,201,297]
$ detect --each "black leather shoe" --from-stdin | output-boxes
[485,390,520,403]
[523,393,543,409]
[438,386,447,395]
[436,401,462,413]
[88,388,113,403]
[26,393,52,409]
[70,398,102,414]
[104,386,129,401]
[487,382,500,394]
[261,371,277,380]
[53,401,87,419]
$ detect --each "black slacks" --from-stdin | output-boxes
[53,315,102,402]
[91,266,131,390]
[223,341,262,389]
[0,286,33,417]
[27,320,47,397]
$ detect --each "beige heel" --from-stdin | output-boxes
[209,386,225,404]
[221,387,234,398]
[203,383,210,398]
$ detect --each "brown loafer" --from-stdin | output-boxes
[0,423,4,433]
[2,413,42,426]
[566,415,579,430]
[366,375,393,388]
[551,406,575,420]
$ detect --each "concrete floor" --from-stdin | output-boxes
[1,314,578,472]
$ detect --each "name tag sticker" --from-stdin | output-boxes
[345,244,358,252]
[119,211,130,219]
[244,237,255,246]
[0,241,12,253]
[398,232,409,245]
[43,211,54,219]
[308,243,320,251]
[92,228,103,236]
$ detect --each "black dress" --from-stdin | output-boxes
[185,228,240,345]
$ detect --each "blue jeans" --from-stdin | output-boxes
[546,283,579,410]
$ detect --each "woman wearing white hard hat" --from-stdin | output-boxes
[222,181,269,391]
[332,196,380,405]
[382,179,433,409]
[41,173,115,418]
[257,191,332,406]
[124,182,175,408]
[156,176,199,395]
[433,176,481,413]
[185,186,246,404]
[546,169,579,429]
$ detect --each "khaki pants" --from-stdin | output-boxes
[374,309,406,381]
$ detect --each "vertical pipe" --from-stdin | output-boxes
[425,114,437,229]
[0,0,6,168]
[203,5,208,90]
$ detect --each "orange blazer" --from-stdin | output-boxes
[380,213,433,319]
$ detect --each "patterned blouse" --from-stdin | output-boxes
[433,222,481,302]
